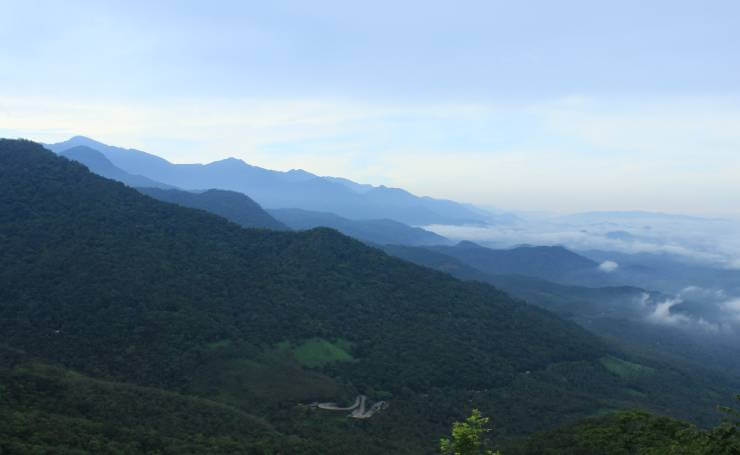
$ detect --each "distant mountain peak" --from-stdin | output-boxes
[211,157,246,165]
[373,185,411,195]
[59,144,174,190]
[59,135,106,147]
[61,144,106,157]
[47,136,498,226]
[287,168,312,175]
[457,240,483,249]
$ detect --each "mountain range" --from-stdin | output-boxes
[46,136,492,226]
[138,187,288,231]
[381,243,740,383]
[56,145,452,244]
[60,145,173,189]
[3,139,737,453]
[53,140,740,385]
[269,208,450,246]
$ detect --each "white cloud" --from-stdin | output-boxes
[598,260,619,273]
[638,287,740,334]
[645,298,690,326]
[425,212,740,271]
[679,286,727,301]
[723,298,740,322]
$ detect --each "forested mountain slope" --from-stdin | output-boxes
[270,207,450,246]
[0,139,734,453]
[1,139,597,391]
[384,243,740,389]
[138,187,288,230]
[60,145,173,189]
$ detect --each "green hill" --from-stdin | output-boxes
[0,139,735,453]
[506,405,739,454]
[138,187,288,231]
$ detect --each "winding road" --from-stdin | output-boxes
[313,395,388,419]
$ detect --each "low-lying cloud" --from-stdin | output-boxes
[644,297,691,326]
[639,287,740,334]
[598,260,619,273]
[424,212,740,271]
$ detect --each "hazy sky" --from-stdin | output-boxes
[2,1,739,216]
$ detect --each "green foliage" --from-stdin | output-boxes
[440,409,501,455]
[1,140,603,397]
[0,139,618,452]
[600,355,656,380]
[717,394,740,426]
[282,338,355,368]
[1,139,738,453]
[508,400,740,455]
[0,361,317,454]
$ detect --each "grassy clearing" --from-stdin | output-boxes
[600,356,656,379]
[279,338,355,368]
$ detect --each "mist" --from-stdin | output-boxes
[640,287,740,335]
[424,211,740,271]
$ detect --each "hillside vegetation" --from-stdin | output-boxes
[138,187,288,230]
[0,139,736,453]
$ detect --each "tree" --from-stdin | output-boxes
[440,409,501,455]
[717,394,740,427]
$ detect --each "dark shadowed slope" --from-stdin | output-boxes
[138,187,288,230]
[270,207,450,246]
[46,135,490,225]
[59,145,173,189]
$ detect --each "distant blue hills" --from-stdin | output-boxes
[46,136,496,226]
[59,145,175,190]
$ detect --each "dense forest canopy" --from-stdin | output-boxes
[0,139,737,453]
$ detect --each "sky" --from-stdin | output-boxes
[1,0,739,216]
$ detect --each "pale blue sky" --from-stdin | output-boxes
[2,1,739,215]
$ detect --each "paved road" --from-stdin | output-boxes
[317,395,361,411]
[314,395,388,419]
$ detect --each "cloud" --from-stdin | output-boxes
[645,298,690,326]
[598,260,619,273]
[679,286,727,301]
[643,296,724,333]
[425,213,740,271]
[723,298,740,322]
[639,287,740,334]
